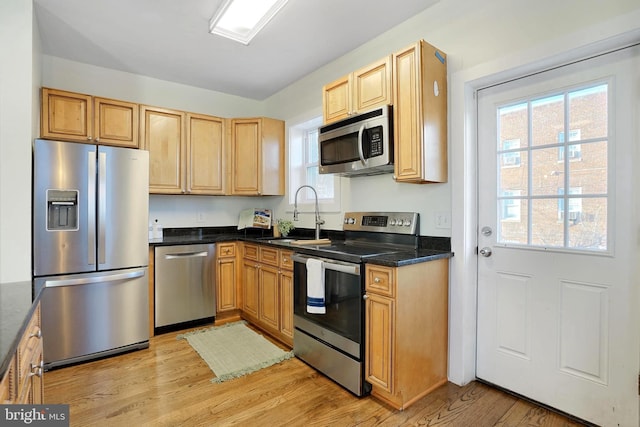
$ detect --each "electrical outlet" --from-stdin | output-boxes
[435,211,451,229]
[196,212,205,223]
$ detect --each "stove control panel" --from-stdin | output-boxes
[343,211,419,235]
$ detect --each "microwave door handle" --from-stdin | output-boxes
[357,124,368,165]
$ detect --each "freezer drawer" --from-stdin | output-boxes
[34,267,149,369]
[154,244,216,328]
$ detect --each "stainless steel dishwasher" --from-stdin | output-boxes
[154,243,216,329]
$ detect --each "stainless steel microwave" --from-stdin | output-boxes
[318,105,393,177]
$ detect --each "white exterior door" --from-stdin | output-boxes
[476,45,639,426]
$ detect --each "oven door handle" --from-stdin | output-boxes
[292,254,360,276]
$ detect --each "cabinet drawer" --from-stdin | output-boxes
[243,244,258,260]
[280,250,293,271]
[218,243,236,258]
[259,246,279,267]
[366,265,395,297]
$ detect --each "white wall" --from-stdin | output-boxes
[42,56,265,119]
[0,0,36,283]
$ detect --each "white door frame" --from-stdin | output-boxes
[447,19,640,386]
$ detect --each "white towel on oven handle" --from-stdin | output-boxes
[306,258,326,314]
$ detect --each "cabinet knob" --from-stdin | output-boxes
[87,136,92,141]
[362,294,369,300]
[30,328,42,339]
[374,277,381,283]
[30,361,44,377]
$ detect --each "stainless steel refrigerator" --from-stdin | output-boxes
[33,138,150,369]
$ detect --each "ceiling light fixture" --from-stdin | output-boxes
[209,0,288,45]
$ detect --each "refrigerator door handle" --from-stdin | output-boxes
[98,151,107,265]
[164,251,209,259]
[43,270,145,288]
[88,150,97,265]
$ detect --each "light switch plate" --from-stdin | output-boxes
[435,211,451,229]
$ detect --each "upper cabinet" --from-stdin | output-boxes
[393,40,448,183]
[319,40,448,184]
[41,88,139,148]
[186,113,226,195]
[140,105,186,194]
[322,56,392,124]
[42,88,284,196]
[140,107,228,195]
[230,117,284,196]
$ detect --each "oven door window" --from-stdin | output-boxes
[294,262,362,344]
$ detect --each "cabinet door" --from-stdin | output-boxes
[241,260,259,319]
[365,293,394,394]
[41,88,93,143]
[141,106,186,194]
[217,256,237,312]
[352,56,392,114]
[393,40,447,183]
[322,75,351,124]
[187,113,225,195]
[279,269,294,342]
[393,43,422,182]
[231,119,260,195]
[259,264,280,331]
[94,97,139,148]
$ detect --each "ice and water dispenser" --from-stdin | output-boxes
[46,189,79,231]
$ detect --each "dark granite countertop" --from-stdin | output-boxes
[149,226,453,267]
[364,248,453,267]
[0,281,39,378]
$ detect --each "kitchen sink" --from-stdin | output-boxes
[256,237,296,244]
[266,238,295,243]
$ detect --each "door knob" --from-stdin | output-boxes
[479,247,492,257]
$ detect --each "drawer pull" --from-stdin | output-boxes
[30,361,44,377]
[374,277,381,283]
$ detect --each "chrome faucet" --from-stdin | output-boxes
[293,185,324,240]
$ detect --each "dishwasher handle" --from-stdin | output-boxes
[164,251,209,260]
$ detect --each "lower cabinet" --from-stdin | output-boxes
[279,250,294,344]
[240,243,293,346]
[1,302,44,404]
[216,242,240,315]
[365,259,449,410]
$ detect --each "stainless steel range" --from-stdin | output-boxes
[292,211,419,396]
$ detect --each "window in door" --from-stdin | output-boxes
[496,83,608,252]
[558,129,582,161]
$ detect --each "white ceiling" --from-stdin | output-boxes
[34,0,439,100]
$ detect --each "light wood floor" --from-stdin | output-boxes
[44,325,585,427]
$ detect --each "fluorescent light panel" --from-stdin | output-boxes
[209,0,288,45]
